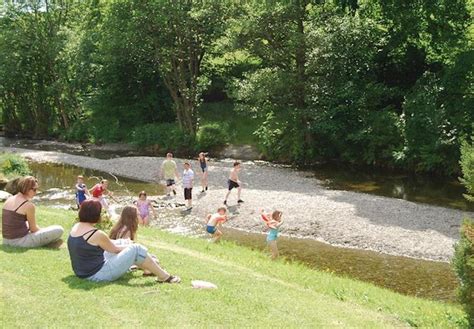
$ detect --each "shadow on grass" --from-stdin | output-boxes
[61,273,158,290]
[0,244,63,254]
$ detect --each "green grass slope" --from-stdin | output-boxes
[0,206,468,328]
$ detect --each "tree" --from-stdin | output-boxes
[133,0,229,136]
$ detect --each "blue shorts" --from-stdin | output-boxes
[206,225,217,234]
[87,244,148,282]
[166,179,176,187]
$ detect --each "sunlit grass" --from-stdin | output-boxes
[0,206,468,328]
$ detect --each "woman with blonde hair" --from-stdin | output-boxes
[2,176,64,248]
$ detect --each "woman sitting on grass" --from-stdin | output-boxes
[2,176,64,248]
[67,199,180,283]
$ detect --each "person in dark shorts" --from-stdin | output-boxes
[182,162,194,210]
[224,162,243,206]
[160,153,179,197]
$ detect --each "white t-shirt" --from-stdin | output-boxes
[182,169,194,188]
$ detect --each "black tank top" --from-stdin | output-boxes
[67,229,105,278]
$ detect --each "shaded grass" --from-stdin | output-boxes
[0,206,468,328]
[199,101,261,146]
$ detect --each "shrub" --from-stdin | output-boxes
[0,153,31,178]
[453,220,474,327]
[196,123,230,150]
[453,139,474,326]
[129,123,194,154]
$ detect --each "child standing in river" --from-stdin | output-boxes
[75,175,89,208]
[90,179,113,217]
[261,209,283,260]
[135,191,156,226]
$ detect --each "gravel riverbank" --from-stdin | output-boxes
[2,146,472,262]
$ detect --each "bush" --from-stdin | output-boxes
[453,220,474,327]
[129,123,194,154]
[0,153,31,178]
[196,123,230,150]
[453,139,474,326]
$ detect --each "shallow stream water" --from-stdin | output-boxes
[28,161,459,303]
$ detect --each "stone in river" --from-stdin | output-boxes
[0,190,12,201]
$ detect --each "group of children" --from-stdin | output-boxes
[74,152,284,260]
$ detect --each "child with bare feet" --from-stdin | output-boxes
[261,209,283,260]
[224,162,243,206]
[206,207,228,243]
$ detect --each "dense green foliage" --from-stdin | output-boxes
[454,140,474,326]
[0,206,468,327]
[453,219,474,327]
[0,1,472,174]
[196,123,230,151]
[0,153,31,178]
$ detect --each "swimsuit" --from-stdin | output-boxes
[267,228,279,242]
[206,225,217,234]
[199,158,207,173]
[137,201,150,219]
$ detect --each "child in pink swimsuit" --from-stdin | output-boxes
[135,191,156,226]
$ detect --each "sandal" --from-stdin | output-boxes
[157,275,181,284]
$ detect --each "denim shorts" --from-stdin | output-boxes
[87,244,148,282]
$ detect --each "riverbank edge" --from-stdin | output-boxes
[1,145,471,263]
[0,205,467,328]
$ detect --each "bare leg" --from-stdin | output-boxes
[268,241,279,260]
[212,229,223,243]
[225,190,231,201]
[237,186,242,200]
[139,255,170,281]
[143,216,149,226]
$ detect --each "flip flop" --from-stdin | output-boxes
[157,275,181,284]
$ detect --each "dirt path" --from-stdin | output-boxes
[2,146,472,261]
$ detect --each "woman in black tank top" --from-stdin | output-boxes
[67,200,181,283]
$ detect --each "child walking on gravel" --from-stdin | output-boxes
[182,162,194,210]
[261,209,283,260]
[135,191,156,226]
[206,207,228,243]
[224,162,243,206]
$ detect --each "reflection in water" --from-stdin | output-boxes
[29,161,459,302]
[222,228,458,303]
[312,164,473,211]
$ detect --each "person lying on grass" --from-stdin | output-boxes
[67,199,180,283]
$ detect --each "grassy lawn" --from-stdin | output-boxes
[199,101,261,146]
[0,206,468,328]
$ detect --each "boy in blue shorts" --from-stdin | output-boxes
[206,207,227,242]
